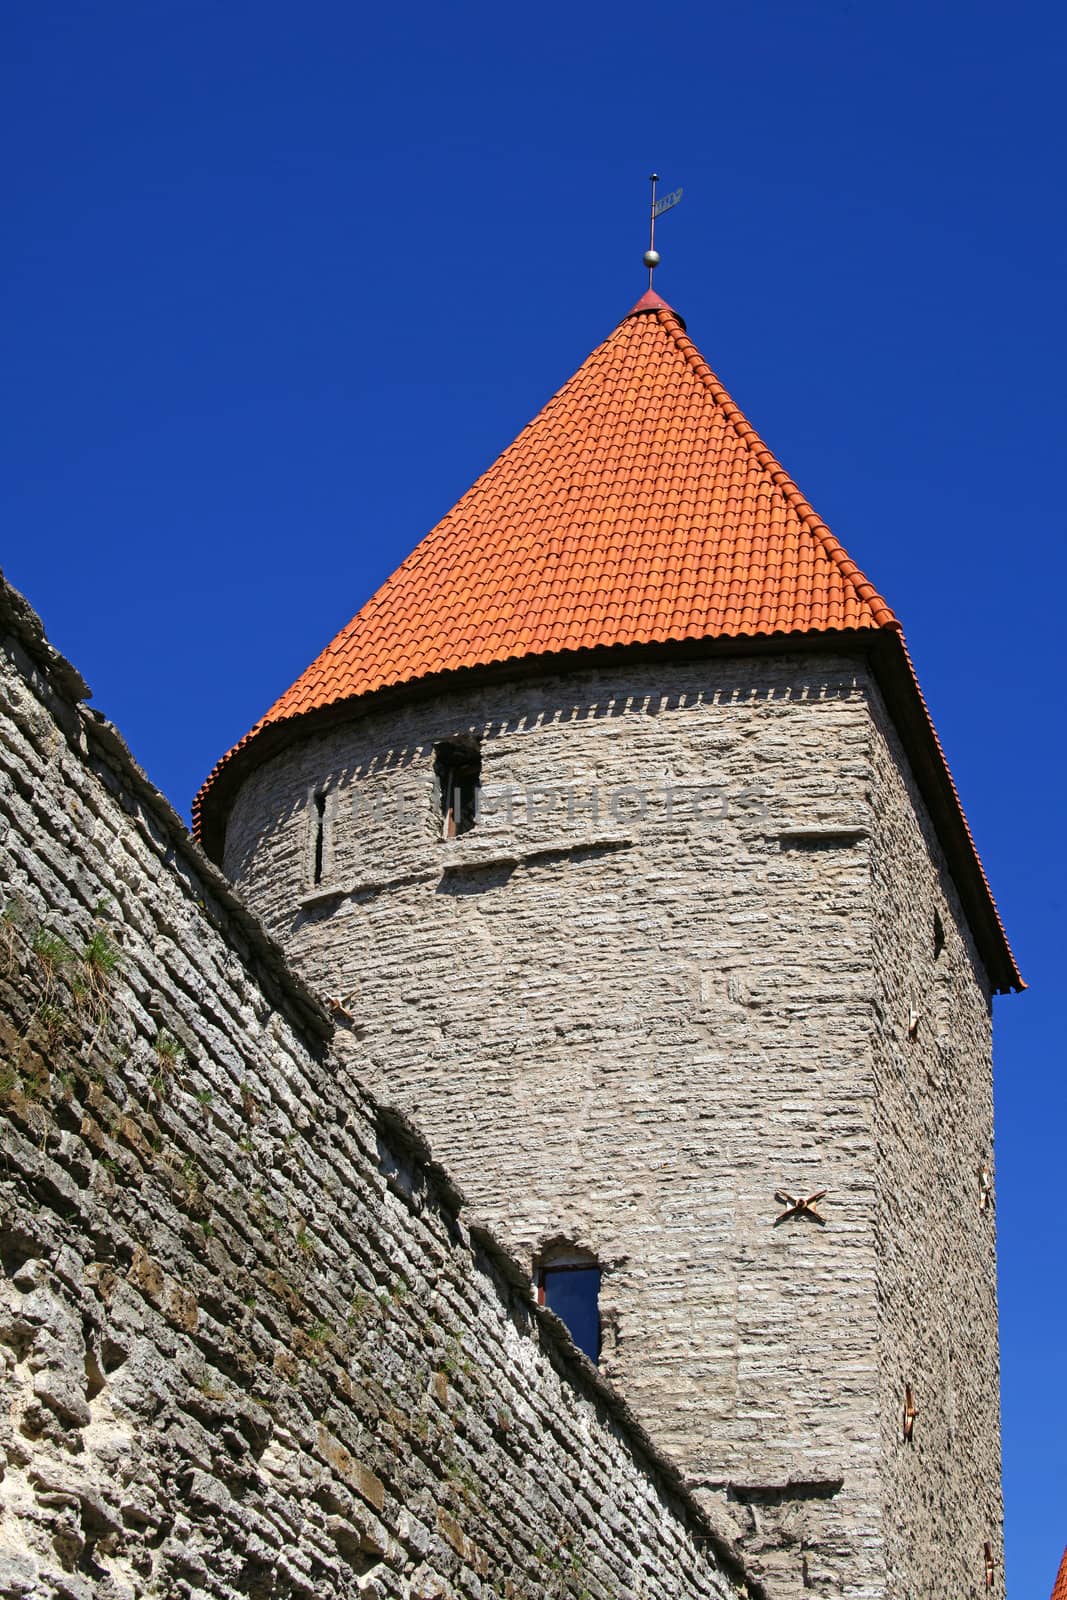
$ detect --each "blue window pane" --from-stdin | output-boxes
[543,1267,600,1363]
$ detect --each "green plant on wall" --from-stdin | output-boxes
[154,1028,186,1075]
[31,926,74,980]
[82,926,120,987]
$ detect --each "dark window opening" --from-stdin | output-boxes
[312,790,327,884]
[434,739,481,839]
[933,909,946,960]
[537,1254,601,1364]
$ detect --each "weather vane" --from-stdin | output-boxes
[644,173,683,289]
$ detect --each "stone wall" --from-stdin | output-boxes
[222,657,886,1596]
[221,650,1004,1599]
[0,572,752,1600]
[867,694,1003,1599]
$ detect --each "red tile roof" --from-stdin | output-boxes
[255,293,897,725]
[1052,1545,1067,1600]
[194,292,1021,991]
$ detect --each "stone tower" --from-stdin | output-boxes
[196,288,1021,1598]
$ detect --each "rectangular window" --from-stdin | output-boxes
[312,789,327,884]
[538,1262,601,1363]
[434,739,481,839]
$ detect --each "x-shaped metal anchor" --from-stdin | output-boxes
[774,1189,827,1226]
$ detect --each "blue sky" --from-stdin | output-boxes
[2,2,1064,1588]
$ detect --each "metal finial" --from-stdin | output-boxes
[644,173,683,288]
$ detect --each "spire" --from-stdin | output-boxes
[643,173,682,291]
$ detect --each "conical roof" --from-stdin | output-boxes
[253,292,896,727]
[194,290,1020,991]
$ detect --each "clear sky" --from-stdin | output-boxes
[3,2,1064,1589]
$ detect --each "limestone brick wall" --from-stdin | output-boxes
[223,656,896,1597]
[0,574,751,1600]
[866,695,1003,1599]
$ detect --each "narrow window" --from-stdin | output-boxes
[933,909,946,960]
[434,739,481,839]
[312,790,327,884]
[537,1250,601,1364]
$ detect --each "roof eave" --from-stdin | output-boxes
[863,628,1022,993]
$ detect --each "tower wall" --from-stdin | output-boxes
[866,697,1002,1598]
[223,651,1002,1598]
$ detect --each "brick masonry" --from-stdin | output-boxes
[0,571,753,1600]
[222,650,1004,1598]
